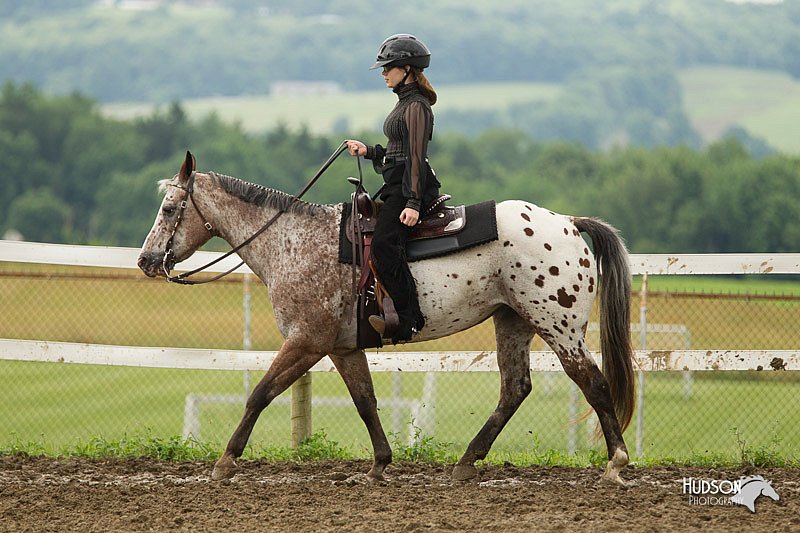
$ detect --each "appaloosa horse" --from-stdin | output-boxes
[138,151,635,484]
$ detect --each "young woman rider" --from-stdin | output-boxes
[346,34,441,343]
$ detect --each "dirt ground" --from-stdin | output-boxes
[1,457,797,532]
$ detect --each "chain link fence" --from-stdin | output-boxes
[1,261,799,462]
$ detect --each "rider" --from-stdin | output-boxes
[346,34,441,343]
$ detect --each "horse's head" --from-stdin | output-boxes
[137,151,216,278]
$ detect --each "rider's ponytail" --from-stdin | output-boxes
[413,69,437,106]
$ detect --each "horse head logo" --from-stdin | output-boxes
[729,475,780,513]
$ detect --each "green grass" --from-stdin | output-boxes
[4,426,797,469]
[634,274,800,295]
[2,361,798,464]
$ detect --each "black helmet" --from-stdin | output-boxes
[369,34,431,70]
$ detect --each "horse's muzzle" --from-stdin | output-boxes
[137,252,167,278]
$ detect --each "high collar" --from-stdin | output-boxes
[393,81,420,99]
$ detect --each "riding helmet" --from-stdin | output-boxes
[369,34,431,70]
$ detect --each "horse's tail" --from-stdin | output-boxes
[573,216,635,432]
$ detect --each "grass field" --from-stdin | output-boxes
[679,66,800,153]
[2,263,799,462]
[103,81,560,136]
[2,360,798,464]
[103,66,800,153]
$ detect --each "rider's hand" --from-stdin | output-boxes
[400,208,419,227]
[346,140,367,157]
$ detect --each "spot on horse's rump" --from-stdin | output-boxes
[524,227,534,236]
[556,287,577,308]
[549,266,559,276]
[521,212,531,222]
[544,243,552,251]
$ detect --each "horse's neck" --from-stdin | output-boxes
[199,175,338,275]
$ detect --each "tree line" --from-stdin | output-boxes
[2,81,797,254]
[3,0,800,102]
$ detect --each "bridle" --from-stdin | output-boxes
[161,141,349,285]
[161,170,232,284]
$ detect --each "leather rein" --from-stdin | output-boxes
[161,141,349,285]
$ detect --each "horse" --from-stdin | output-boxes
[137,151,636,485]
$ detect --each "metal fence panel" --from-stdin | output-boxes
[1,247,799,462]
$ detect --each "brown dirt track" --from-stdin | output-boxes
[1,457,797,532]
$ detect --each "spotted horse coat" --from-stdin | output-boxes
[138,152,635,487]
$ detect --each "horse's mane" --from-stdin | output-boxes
[210,171,327,216]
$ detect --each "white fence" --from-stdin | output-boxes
[2,240,799,454]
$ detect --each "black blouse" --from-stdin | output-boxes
[365,83,435,212]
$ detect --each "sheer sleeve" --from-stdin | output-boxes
[366,143,386,174]
[402,101,433,211]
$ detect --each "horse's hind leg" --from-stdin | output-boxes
[212,336,325,481]
[553,341,629,486]
[452,307,534,481]
[330,350,392,481]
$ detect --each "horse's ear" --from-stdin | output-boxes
[179,150,196,181]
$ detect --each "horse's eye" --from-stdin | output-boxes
[162,205,176,217]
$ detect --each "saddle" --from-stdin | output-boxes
[344,178,465,348]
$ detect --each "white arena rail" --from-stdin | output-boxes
[3,239,800,274]
[2,338,799,373]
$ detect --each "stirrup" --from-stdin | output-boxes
[380,297,401,338]
[368,315,385,336]
[368,314,401,340]
[369,295,401,339]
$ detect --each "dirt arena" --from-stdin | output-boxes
[1,457,797,532]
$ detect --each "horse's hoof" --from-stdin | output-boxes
[598,474,628,488]
[452,464,478,482]
[366,467,386,482]
[599,448,629,487]
[211,456,237,481]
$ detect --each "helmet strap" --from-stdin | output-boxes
[394,67,413,91]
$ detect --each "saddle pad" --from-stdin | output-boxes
[339,199,497,265]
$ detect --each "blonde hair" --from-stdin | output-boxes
[413,68,437,106]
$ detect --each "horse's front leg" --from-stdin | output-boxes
[212,336,325,481]
[330,350,392,481]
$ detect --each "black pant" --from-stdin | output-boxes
[371,192,424,342]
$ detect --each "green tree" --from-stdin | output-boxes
[6,188,72,243]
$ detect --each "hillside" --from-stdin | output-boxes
[103,67,800,154]
[679,66,800,153]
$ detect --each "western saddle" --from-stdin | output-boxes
[345,177,464,346]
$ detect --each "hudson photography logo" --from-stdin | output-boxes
[681,475,780,513]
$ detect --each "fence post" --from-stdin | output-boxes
[635,273,647,458]
[243,274,252,396]
[291,372,313,446]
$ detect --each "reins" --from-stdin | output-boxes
[163,140,349,285]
